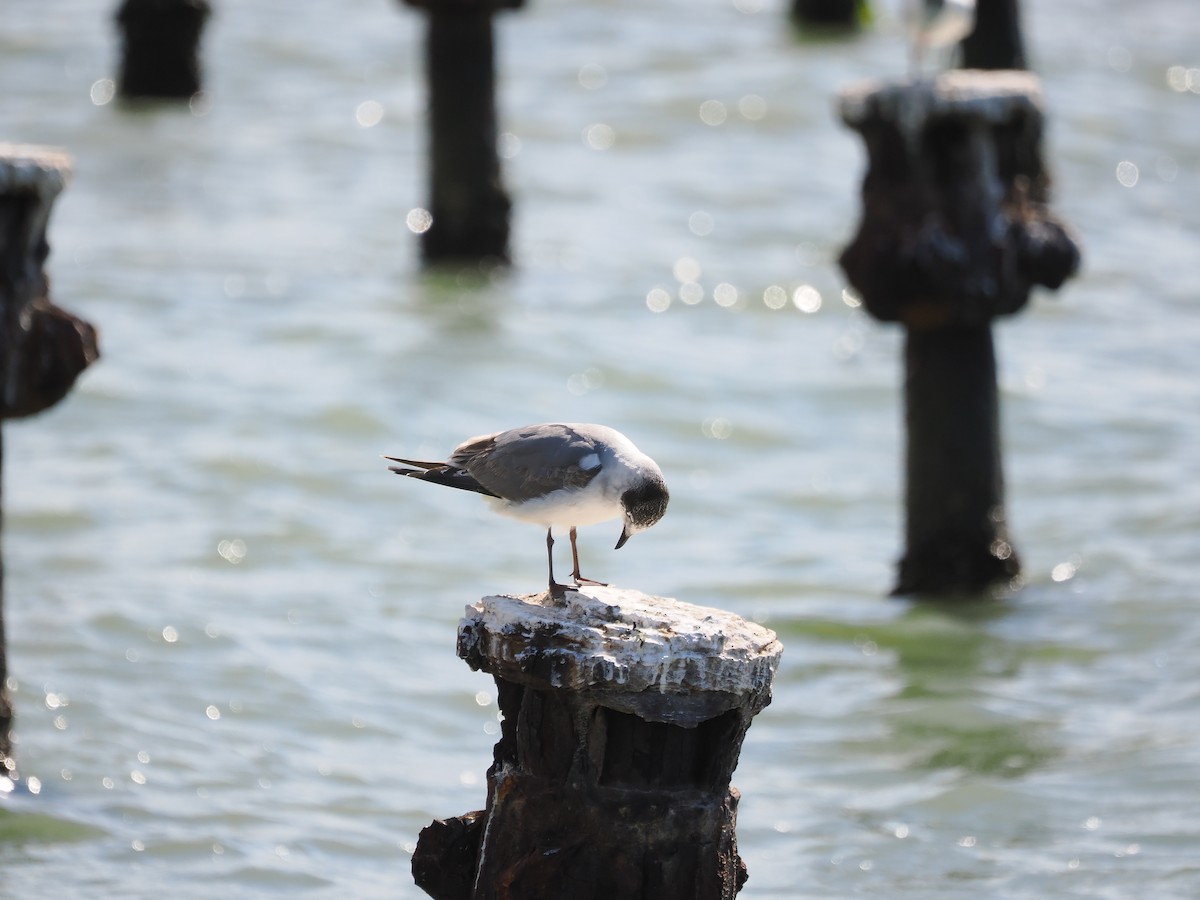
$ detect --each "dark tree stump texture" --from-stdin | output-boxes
[413,586,782,900]
[0,145,99,775]
[837,72,1079,596]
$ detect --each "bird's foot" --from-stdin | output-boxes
[572,574,609,587]
[548,580,572,600]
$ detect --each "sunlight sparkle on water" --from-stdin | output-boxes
[689,211,714,236]
[583,123,615,150]
[218,539,246,565]
[702,417,733,440]
[699,100,727,126]
[645,288,671,312]
[89,79,115,106]
[578,63,608,90]
[406,208,433,234]
[738,94,767,120]
[189,92,212,117]
[763,285,787,309]
[793,285,822,313]
[713,283,739,308]
[567,368,604,395]
[498,132,521,159]
[1052,559,1078,582]
[679,282,704,305]
[1166,66,1200,93]
[355,100,383,128]
[1116,161,1139,187]
[673,257,702,283]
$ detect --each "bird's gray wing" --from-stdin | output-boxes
[451,424,603,502]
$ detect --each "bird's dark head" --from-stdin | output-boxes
[614,475,670,549]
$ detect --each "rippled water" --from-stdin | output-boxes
[2,0,1199,896]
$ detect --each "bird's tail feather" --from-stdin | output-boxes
[384,456,442,470]
[385,458,499,497]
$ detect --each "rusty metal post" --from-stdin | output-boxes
[115,0,211,100]
[0,145,100,776]
[837,72,1079,596]
[399,0,522,266]
[412,587,782,900]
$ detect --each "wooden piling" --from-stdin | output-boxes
[790,0,864,31]
[413,586,782,900]
[836,72,1079,595]
[960,0,1027,71]
[0,145,100,774]
[399,0,521,266]
[115,0,211,100]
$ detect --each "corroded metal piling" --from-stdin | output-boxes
[116,0,211,100]
[400,0,520,266]
[0,145,100,773]
[837,72,1079,595]
[413,586,782,900]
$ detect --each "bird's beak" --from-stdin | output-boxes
[614,524,631,550]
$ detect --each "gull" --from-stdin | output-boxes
[386,423,670,596]
[909,0,977,75]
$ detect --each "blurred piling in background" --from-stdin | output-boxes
[116,0,211,100]
[0,145,100,775]
[790,0,866,31]
[400,0,521,267]
[412,587,781,900]
[837,73,1079,596]
[960,0,1026,70]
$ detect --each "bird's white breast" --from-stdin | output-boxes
[487,485,622,529]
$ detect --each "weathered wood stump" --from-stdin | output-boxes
[413,586,782,900]
[837,71,1079,596]
[0,145,100,775]
[115,0,211,100]
[399,0,521,267]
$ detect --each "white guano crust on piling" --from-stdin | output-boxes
[838,69,1044,133]
[462,585,782,699]
[0,143,72,197]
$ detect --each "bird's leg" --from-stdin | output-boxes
[547,528,569,598]
[569,526,608,586]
